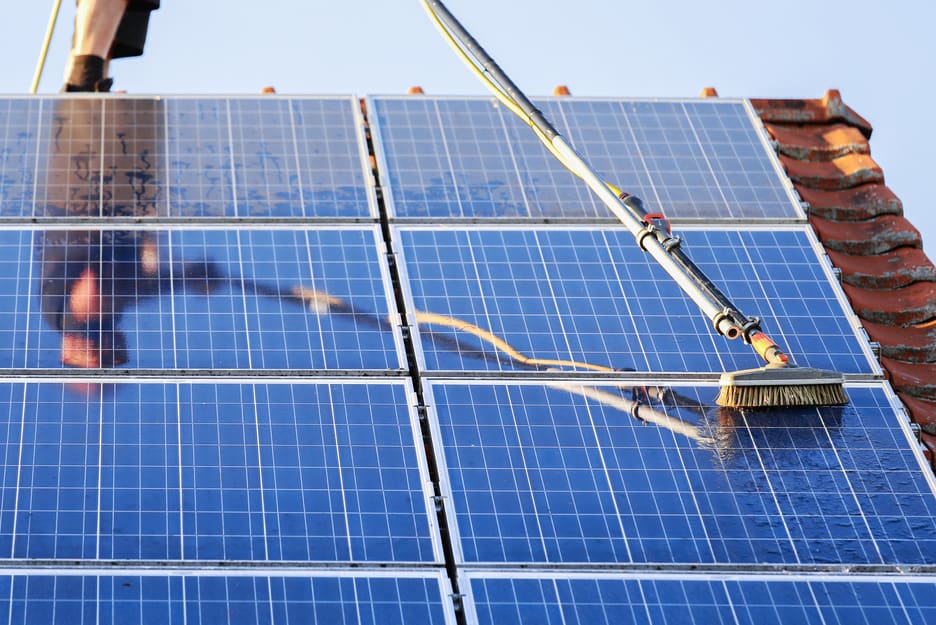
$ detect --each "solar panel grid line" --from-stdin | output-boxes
[457,567,936,582]
[29,100,43,221]
[286,98,308,220]
[5,384,28,562]
[224,99,240,220]
[94,385,106,562]
[0,566,457,578]
[162,100,173,223]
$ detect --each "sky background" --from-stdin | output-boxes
[2,1,932,255]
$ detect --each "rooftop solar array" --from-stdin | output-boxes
[0,95,932,624]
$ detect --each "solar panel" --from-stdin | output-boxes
[0,381,439,563]
[0,96,375,220]
[465,574,936,625]
[0,226,402,370]
[167,97,375,218]
[1,573,455,625]
[426,382,936,565]
[369,97,799,220]
[396,226,875,375]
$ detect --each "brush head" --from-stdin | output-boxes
[716,365,848,408]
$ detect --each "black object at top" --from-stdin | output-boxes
[112,0,161,58]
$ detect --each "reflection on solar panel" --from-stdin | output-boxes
[0,227,402,370]
[369,97,798,220]
[466,574,935,625]
[0,96,932,623]
[0,96,374,219]
[397,226,874,375]
[167,98,374,218]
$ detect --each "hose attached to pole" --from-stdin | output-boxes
[420,0,796,365]
[31,0,64,93]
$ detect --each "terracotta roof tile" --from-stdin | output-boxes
[808,214,921,255]
[826,247,936,289]
[779,153,883,190]
[764,123,869,161]
[797,184,902,221]
[921,433,936,471]
[751,89,872,137]
[882,358,936,401]
[842,281,936,326]
[897,393,936,436]
[861,319,936,363]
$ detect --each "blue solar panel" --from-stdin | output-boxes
[0,573,454,625]
[168,97,374,218]
[0,382,438,563]
[0,227,402,370]
[369,97,797,220]
[427,382,936,565]
[466,574,936,625]
[397,226,874,375]
[0,96,374,219]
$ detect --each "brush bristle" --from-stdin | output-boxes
[716,382,848,408]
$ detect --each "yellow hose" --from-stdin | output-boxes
[413,310,615,373]
[420,0,625,200]
[31,0,64,93]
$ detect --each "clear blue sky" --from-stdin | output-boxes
[3,1,933,255]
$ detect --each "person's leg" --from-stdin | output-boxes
[64,0,129,91]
